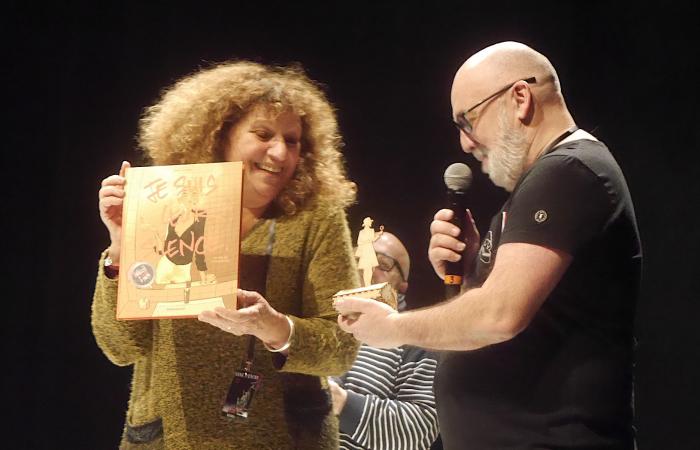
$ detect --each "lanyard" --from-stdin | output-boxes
[243,219,277,365]
[541,125,579,156]
[503,125,581,212]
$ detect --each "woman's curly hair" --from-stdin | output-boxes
[138,61,356,215]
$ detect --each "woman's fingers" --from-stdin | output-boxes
[119,160,131,177]
[99,185,125,199]
[98,162,132,234]
[101,174,126,188]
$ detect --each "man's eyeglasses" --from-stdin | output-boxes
[376,252,406,281]
[453,76,537,135]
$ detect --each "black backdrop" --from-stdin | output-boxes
[6,1,699,448]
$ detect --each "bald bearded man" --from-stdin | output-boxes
[335,42,641,448]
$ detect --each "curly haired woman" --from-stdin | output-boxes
[94,61,360,449]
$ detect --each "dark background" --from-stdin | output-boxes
[6,1,699,448]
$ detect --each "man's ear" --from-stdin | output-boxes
[512,81,534,124]
[398,280,408,294]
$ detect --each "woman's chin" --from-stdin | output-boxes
[242,186,282,210]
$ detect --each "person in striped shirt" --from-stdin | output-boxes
[329,232,439,450]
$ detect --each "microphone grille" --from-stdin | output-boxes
[443,162,473,191]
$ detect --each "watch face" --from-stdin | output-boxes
[105,256,113,267]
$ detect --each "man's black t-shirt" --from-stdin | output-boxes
[434,138,642,449]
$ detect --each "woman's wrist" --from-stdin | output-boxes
[263,315,294,352]
[107,243,121,266]
[104,247,121,279]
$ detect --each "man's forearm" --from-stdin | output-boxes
[395,287,518,351]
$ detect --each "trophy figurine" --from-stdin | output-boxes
[333,218,398,318]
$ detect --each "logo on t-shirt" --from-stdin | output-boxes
[479,231,493,264]
[534,210,548,223]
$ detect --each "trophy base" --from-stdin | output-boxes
[332,282,397,319]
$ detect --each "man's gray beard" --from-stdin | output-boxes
[488,109,529,192]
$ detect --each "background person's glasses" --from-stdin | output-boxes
[453,76,537,135]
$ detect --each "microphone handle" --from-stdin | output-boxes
[445,283,461,299]
[444,189,468,299]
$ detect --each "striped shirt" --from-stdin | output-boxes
[338,344,439,450]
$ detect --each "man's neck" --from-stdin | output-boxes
[525,115,577,169]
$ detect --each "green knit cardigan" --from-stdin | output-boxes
[92,203,361,449]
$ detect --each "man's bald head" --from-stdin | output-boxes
[450,42,576,192]
[372,232,410,294]
[452,41,561,108]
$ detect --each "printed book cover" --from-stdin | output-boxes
[116,161,243,319]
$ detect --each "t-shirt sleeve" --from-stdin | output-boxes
[500,154,613,254]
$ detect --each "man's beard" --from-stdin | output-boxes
[486,108,529,192]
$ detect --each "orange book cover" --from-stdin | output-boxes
[116,161,243,320]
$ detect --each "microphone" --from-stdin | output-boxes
[443,163,473,299]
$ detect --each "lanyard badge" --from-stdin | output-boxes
[221,336,262,419]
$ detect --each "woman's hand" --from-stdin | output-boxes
[198,289,291,348]
[98,161,130,263]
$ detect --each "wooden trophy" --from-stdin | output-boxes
[333,217,398,319]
